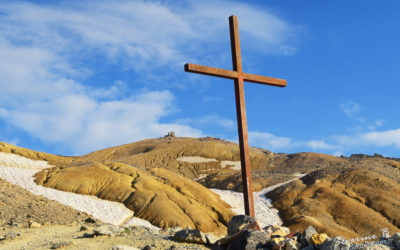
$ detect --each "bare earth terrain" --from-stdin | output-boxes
[0,178,207,249]
[0,136,400,249]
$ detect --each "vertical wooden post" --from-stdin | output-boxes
[230,16,255,217]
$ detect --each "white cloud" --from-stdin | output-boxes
[0,0,300,155]
[249,131,293,151]
[360,129,400,148]
[306,140,335,150]
[236,127,400,156]
[340,101,360,117]
[0,89,202,154]
[310,128,400,154]
[0,35,202,154]
[0,0,298,72]
[367,119,385,130]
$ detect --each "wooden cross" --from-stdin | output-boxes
[184,15,287,217]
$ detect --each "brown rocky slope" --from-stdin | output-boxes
[266,164,400,239]
[1,137,400,239]
[33,162,234,235]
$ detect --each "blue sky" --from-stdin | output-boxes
[1,0,400,157]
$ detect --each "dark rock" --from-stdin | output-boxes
[227,229,268,250]
[272,242,285,250]
[165,131,175,137]
[393,233,400,249]
[173,228,208,245]
[227,215,256,236]
[82,232,94,238]
[142,245,152,250]
[85,217,96,223]
[393,241,400,250]
[300,246,314,250]
[373,153,384,158]
[212,238,229,250]
[350,154,371,159]
[212,236,230,249]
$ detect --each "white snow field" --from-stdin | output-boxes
[177,156,241,170]
[211,177,305,228]
[0,152,302,230]
[0,152,133,226]
[177,155,304,227]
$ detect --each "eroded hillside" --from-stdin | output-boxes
[266,161,400,238]
[1,137,400,239]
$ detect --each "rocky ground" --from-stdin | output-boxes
[0,178,208,249]
[0,178,99,228]
[210,215,400,250]
[0,224,208,249]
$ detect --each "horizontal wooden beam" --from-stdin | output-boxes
[242,72,286,87]
[185,63,237,79]
[185,63,286,87]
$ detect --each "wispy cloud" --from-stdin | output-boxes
[360,129,400,148]
[249,132,336,153]
[248,127,400,156]
[0,0,299,75]
[249,131,293,151]
[0,89,202,154]
[367,119,385,130]
[309,128,400,155]
[306,140,335,150]
[0,0,300,155]
[340,101,360,117]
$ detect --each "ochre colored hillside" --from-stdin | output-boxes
[1,137,345,192]
[266,168,400,239]
[79,137,345,192]
[34,162,234,234]
[2,137,400,238]
[0,142,75,165]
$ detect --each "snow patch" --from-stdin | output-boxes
[220,160,241,170]
[293,172,306,178]
[0,152,158,228]
[194,174,208,181]
[124,217,160,231]
[211,177,305,228]
[177,156,241,170]
[177,156,217,163]
[0,152,51,169]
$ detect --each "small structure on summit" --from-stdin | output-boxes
[184,15,287,217]
[165,131,175,138]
